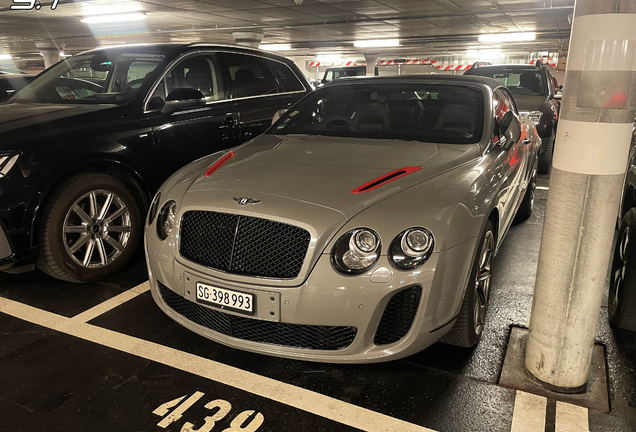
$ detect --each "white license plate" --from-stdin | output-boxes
[196,282,254,315]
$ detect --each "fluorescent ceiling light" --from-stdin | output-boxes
[316,55,344,62]
[259,44,292,51]
[478,32,536,43]
[0,54,11,60]
[82,3,142,15]
[354,39,400,48]
[81,12,147,24]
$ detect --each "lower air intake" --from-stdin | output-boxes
[374,286,422,346]
[158,282,357,351]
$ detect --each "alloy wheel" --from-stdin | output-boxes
[473,230,495,335]
[62,189,132,269]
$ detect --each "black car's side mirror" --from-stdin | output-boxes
[161,88,206,114]
[321,78,328,84]
[499,112,522,147]
[271,107,289,125]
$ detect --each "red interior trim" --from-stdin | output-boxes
[351,166,422,194]
[204,152,236,177]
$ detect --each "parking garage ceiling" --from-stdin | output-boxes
[0,0,573,60]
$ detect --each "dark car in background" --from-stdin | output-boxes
[321,65,378,84]
[0,74,35,102]
[0,43,311,283]
[610,126,636,332]
[464,61,560,173]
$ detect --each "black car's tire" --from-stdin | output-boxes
[36,173,142,283]
[444,220,495,347]
[609,208,636,332]
[538,136,553,174]
[515,159,537,221]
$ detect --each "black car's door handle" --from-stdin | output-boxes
[224,115,238,127]
[522,138,531,145]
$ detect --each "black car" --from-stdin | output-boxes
[0,43,311,282]
[321,66,378,85]
[464,61,560,173]
[610,126,636,331]
[0,74,34,102]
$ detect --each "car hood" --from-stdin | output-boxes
[0,102,116,135]
[186,134,481,221]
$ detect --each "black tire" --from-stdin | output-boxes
[515,159,537,221]
[538,136,553,174]
[36,173,142,283]
[609,208,636,331]
[444,220,495,347]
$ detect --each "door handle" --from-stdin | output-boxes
[522,138,531,145]
[224,115,238,127]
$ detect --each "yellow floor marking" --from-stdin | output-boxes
[555,401,589,432]
[0,296,435,432]
[71,281,149,323]
[511,391,547,432]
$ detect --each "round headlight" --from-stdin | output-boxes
[390,228,434,270]
[332,228,381,274]
[403,229,434,257]
[147,192,161,225]
[157,200,177,240]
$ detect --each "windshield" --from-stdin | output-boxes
[270,83,484,144]
[11,50,165,104]
[470,68,547,96]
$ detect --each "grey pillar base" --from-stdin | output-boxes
[501,327,609,412]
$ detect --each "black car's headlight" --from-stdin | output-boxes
[520,110,543,125]
[147,192,161,225]
[0,151,20,177]
[332,228,381,274]
[389,228,434,270]
[156,200,177,240]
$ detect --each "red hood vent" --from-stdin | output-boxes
[204,152,236,177]
[351,166,422,194]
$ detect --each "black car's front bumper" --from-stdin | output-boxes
[0,175,41,271]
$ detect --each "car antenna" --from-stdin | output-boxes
[467,61,491,71]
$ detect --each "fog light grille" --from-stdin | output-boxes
[374,286,422,346]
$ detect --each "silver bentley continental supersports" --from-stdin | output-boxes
[145,75,539,363]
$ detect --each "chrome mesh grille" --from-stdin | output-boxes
[158,282,357,350]
[374,286,422,346]
[180,211,311,279]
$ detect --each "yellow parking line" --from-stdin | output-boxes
[555,402,589,432]
[71,281,149,323]
[0,296,435,432]
[511,391,547,432]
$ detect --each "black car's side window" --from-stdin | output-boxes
[267,60,305,93]
[222,53,278,99]
[151,53,226,103]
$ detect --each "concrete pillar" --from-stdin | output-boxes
[525,0,636,392]
[35,42,64,69]
[232,32,263,48]
[363,54,377,76]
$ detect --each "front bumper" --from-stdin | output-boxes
[0,220,13,267]
[145,226,478,363]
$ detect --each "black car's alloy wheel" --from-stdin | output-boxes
[444,220,495,347]
[515,159,537,221]
[609,208,636,331]
[37,173,142,283]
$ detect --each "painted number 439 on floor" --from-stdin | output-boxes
[153,391,264,432]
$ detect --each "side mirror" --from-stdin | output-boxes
[554,90,563,100]
[321,78,328,84]
[162,88,206,114]
[500,112,521,147]
[271,107,289,125]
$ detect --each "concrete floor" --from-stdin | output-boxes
[0,173,635,432]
